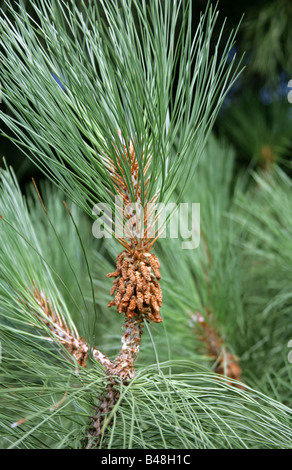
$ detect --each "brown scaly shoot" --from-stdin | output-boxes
[191,310,244,389]
[86,384,120,449]
[103,131,159,253]
[32,283,89,367]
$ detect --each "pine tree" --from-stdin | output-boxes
[1,0,292,450]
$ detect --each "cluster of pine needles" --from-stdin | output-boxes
[0,0,291,450]
[0,135,292,449]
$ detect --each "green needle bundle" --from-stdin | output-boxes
[0,0,291,450]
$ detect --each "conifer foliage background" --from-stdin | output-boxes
[1,0,292,449]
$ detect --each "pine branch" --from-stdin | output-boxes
[1,159,292,448]
[191,310,244,388]
[31,283,89,368]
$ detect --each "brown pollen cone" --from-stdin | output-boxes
[107,250,163,324]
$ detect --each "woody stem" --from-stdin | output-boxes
[109,316,144,383]
[93,316,143,384]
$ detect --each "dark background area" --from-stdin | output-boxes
[1,0,292,190]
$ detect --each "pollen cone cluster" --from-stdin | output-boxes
[107,250,163,323]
